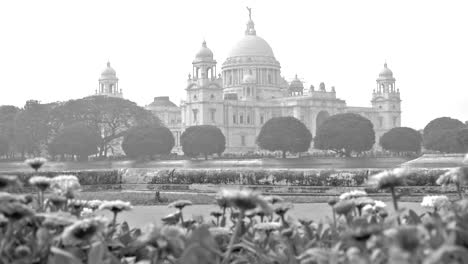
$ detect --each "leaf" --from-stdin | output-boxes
[49,247,82,264]
[406,209,422,224]
[88,242,106,264]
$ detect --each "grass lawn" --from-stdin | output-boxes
[105,202,423,229]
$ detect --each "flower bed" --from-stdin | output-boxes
[2,165,468,264]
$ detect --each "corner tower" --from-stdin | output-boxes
[183,41,223,127]
[96,62,122,98]
[371,62,401,135]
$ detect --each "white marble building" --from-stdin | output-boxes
[146,11,401,153]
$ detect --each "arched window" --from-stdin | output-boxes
[247,87,251,96]
[247,115,251,124]
[228,75,232,85]
[207,68,212,79]
[240,114,244,124]
[210,94,215,100]
[193,95,197,101]
[233,115,237,124]
[249,69,252,75]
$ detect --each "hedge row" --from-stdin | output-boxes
[139,168,448,187]
[1,170,122,186]
[2,167,451,187]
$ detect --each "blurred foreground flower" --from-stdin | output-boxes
[25,157,47,171]
[264,195,284,204]
[38,211,76,228]
[61,216,108,245]
[28,176,51,191]
[216,188,272,214]
[421,195,451,211]
[0,202,34,221]
[168,200,192,210]
[334,199,356,215]
[50,175,81,199]
[368,168,409,190]
[254,222,281,232]
[162,211,181,225]
[87,200,103,210]
[0,175,20,190]
[339,190,367,200]
[437,167,468,199]
[98,200,132,214]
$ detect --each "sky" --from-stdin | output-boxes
[0,0,467,129]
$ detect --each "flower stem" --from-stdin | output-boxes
[457,183,464,200]
[222,210,244,264]
[390,187,401,225]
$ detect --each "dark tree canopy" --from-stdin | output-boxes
[50,96,160,157]
[380,127,422,153]
[423,117,465,138]
[314,113,375,157]
[48,122,101,161]
[457,128,468,153]
[0,135,9,157]
[14,100,55,157]
[121,124,174,159]
[256,116,312,158]
[181,125,226,159]
[423,129,465,153]
[423,117,467,153]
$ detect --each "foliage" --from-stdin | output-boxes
[3,161,468,264]
[0,135,9,157]
[49,96,160,157]
[423,116,465,138]
[423,129,466,153]
[423,117,466,153]
[314,113,375,157]
[121,124,174,159]
[256,116,312,158]
[380,127,422,153]
[13,100,56,157]
[48,122,101,161]
[456,128,468,153]
[181,125,226,159]
[0,105,20,158]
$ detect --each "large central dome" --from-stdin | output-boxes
[228,34,275,58]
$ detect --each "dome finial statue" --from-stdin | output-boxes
[246,6,252,20]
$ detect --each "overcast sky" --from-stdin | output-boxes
[0,0,467,129]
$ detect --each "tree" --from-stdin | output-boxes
[181,125,225,160]
[457,128,468,152]
[423,117,466,153]
[380,127,422,154]
[256,116,312,158]
[121,124,174,160]
[0,135,9,158]
[49,96,160,157]
[423,129,465,153]
[423,117,465,138]
[48,122,101,161]
[0,105,20,159]
[314,113,375,157]
[13,100,54,158]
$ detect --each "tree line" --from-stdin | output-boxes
[1,97,466,161]
[0,96,160,161]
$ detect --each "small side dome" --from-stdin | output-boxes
[194,41,214,62]
[289,74,304,92]
[243,74,256,84]
[379,62,393,78]
[101,62,117,78]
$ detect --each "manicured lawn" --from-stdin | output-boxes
[107,202,423,228]
[0,156,411,172]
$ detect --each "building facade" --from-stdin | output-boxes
[147,11,401,153]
